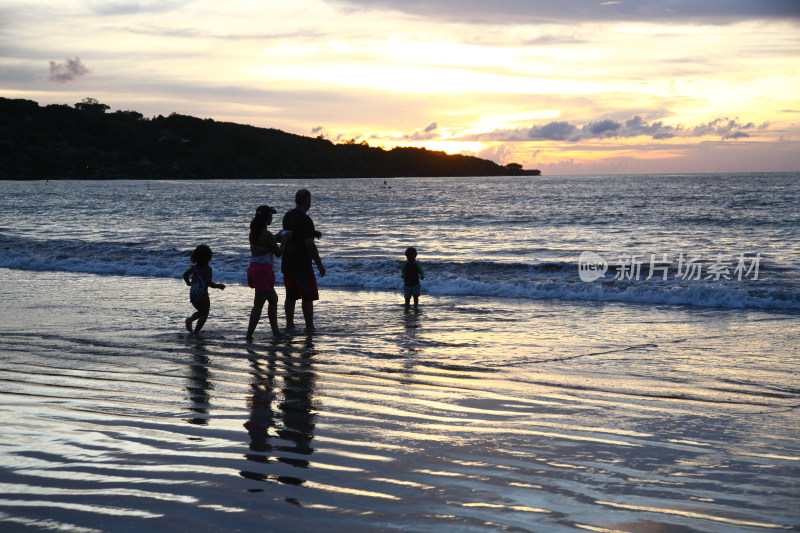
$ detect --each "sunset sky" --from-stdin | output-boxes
[2,0,799,174]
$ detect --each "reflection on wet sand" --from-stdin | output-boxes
[241,337,318,487]
[185,350,211,426]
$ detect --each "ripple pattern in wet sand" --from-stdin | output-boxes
[1,328,799,532]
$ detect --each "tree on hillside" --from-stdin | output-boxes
[74,98,109,114]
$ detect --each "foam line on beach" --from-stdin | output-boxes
[3,232,799,311]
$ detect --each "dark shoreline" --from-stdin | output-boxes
[1,172,542,181]
[1,97,541,180]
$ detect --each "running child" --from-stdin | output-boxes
[401,246,424,308]
[183,244,225,334]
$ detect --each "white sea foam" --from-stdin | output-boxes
[2,235,796,310]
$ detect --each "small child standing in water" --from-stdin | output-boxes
[183,244,225,334]
[401,246,425,308]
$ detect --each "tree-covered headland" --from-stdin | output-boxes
[0,97,540,179]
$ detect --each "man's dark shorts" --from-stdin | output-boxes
[284,270,319,301]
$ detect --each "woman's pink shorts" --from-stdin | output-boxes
[247,262,276,292]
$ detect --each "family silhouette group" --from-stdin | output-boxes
[183,188,424,339]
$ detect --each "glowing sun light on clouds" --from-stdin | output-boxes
[1,0,798,174]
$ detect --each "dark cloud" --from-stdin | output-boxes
[534,121,577,141]
[324,0,800,23]
[48,57,90,83]
[690,118,755,138]
[625,116,675,139]
[724,131,750,139]
[405,122,440,140]
[457,116,762,142]
[585,119,621,136]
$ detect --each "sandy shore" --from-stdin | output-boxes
[1,268,799,532]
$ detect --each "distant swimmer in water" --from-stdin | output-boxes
[401,246,424,309]
[183,244,226,334]
[246,205,287,341]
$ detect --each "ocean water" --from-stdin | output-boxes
[2,174,799,310]
[1,174,799,532]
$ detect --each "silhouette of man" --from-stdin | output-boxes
[281,189,325,330]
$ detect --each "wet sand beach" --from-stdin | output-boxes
[1,267,798,532]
